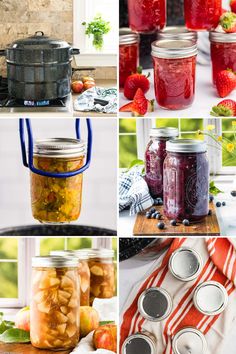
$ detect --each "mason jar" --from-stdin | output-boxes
[122,332,157,354]
[30,256,80,350]
[157,26,198,42]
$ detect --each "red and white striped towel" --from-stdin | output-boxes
[120,238,236,354]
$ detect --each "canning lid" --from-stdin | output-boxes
[151,39,198,59]
[172,327,208,354]
[193,281,228,316]
[32,256,79,268]
[138,287,172,322]
[122,333,156,354]
[169,247,203,282]
[34,138,86,158]
[119,28,140,45]
[166,139,207,153]
[50,249,89,260]
[158,26,198,42]
[150,127,179,138]
[86,248,114,259]
[209,30,236,43]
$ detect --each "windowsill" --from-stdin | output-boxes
[0,308,19,321]
[74,53,116,67]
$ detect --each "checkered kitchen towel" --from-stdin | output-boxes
[120,238,236,354]
[119,165,154,215]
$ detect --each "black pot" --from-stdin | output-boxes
[0,31,80,101]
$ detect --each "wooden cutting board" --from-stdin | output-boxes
[133,203,220,236]
[0,343,71,353]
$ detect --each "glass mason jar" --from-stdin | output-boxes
[163,139,209,222]
[210,31,236,85]
[151,40,198,110]
[30,138,85,224]
[184,0,222,31]
[145,127,179,199]
[157,26,198,43]
[127,0,166,34]
[87,249,115,305]
[50,250,90,306]
[119,28,140,88]
[30,256,80,350]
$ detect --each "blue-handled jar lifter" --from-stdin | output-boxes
[19,118,92,178]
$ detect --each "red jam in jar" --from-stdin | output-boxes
[163,139,209,222]
[145,127,179,199]
[184,0,222,31]
[127,0,166,34]
[152,40,197,110]
[210,31,236,84]
[119,28,139,88]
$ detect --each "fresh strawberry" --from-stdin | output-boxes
[211,99,236,116]
[124,67,150,100]
[220,11,236,33]
[215,69,236,97]
[230,0,236,14]
[131,88,154,117]
[221,8,228,14]
[119,102,134,112]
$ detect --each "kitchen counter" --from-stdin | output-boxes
[0,343,71,353]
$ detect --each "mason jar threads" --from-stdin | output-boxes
[30,138,85,224]
[30,256,80,350]
[157,26,198,43]
[122,332,157,354]
[119,28,139,88]
[127,0,166,34]
[87,249,115,305]
[145,127,179,199]
[151,40,198,110]
[210,31,236,84]
[163,139,209,222]
[184,0,222,31]
[172,328,208,354]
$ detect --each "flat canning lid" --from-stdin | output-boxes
[34,138,86,158]
[119,28,140,45]
[172,327,208,354]
[32,256,79,268]
[50,249,89,260]
[122,333,156,354]
[86,248,114,259]
[158,26,198,42]
[166,139,207,153]
[149,127,179,138]
[209,30,236,43]
[151,39,198,59]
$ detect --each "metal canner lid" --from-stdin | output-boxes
[166,139,207,153]
[34,138,86,158]
[158,26,198,42]
[119,27,140,45]
[172,327,208,354]
[151,39,198,59]
[193,281,228,316]
[138,287,172,322]
[169,247,203,282]
[209,29,236,43]
[149,127,179,138]
[32,256,79,268]
[122,333,156,354]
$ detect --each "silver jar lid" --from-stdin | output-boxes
[138,287,172,322]
[34,138,85,158]
[122,333,156,354]
[172,327,208,354]
[151,39,198,59]
[169,247,203,282]
[209,30,236,43]
[119,28,140,45]
[158,26,198,42]
[50,249,89,260]
[193,281,228,316]
[150,127,179,138]
[86,248,114,259]
[32,256,79,268]
[166,139,207,153]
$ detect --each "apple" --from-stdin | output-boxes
[83,81,96,91]
[80,306,99,338]
[82,76,95,83]
[15,306,30,332]
[93,324,117,352]
[71,80,84,93]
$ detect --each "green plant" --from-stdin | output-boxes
[82,15,110,50]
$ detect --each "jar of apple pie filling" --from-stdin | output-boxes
[87,249,115,305]
[31,138,85,224]
[30,256,80,350]
[163,139,209,222]
[151,40,198,110]
[210,31,236,85]
[119,28,139,88]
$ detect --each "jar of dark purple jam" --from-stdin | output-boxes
[163,139,209,222]
[145,127,179,199]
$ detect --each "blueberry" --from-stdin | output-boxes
[158,200,163,206]
[182,219,190,226]
[216,202,221,207]
[208,210,212,216]
[157,222,165,230]
[146,212,151,219]
[222,202,226,206]
[209,195,214,203]
[170,219,177,226]
[154,198,163,206]
[156,214,162,220]
[150,207,156,213]
[153,199,159,206]
[151,213,157,219]
[231,191,236,197]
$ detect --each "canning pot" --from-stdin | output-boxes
[0,31,80,101]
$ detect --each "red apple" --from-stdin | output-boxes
[71,80,84,93]
[15,306,30,332]
[80,306,100,338]
[82,76,95,83]
[83,81,96,91]
[93,324,117,352]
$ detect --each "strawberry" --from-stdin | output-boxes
[124,67,150,100]
[119,102,134,112]
[221,8,228,15]
[211,99,236,116]
[119,88,154,116]
[220,11,236,33]
[215,69,236,97]
[230,0,236,14]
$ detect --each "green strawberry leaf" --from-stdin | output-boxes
[0,328,30,343]
[128,159,144,170]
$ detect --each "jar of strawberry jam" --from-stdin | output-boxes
[163,139,209,222]
[119,28,139,88]
[127,0,166,34]
[158,26,198,43]
[210,31,236,84]
[184,0,222,31]
[151,40,198,110]
[145,127,179,199]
